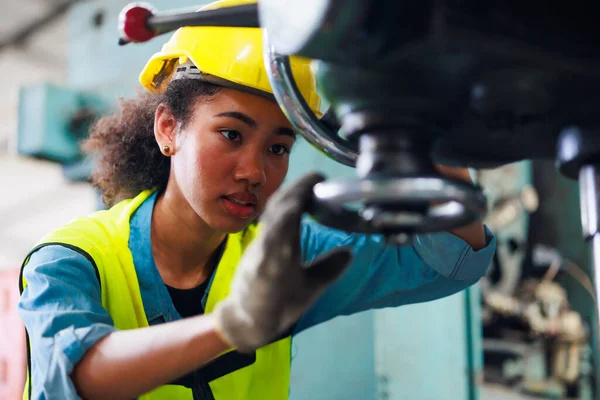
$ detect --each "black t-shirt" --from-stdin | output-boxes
[166,281,209,318]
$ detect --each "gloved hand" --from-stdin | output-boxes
[213,173,353,353]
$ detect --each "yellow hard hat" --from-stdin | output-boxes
[139,0,321,115]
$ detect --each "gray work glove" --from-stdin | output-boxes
[213,173,353,353]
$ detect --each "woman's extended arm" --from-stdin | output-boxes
[72,313,228,400]
[295,202,495,333]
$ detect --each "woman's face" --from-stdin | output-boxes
[164,88,296,233]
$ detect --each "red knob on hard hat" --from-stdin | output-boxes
[119,3,157,43]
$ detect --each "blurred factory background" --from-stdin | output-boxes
[0,1,598,400]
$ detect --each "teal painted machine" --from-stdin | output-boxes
[17,82,109,181]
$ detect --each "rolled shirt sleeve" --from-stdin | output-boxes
[18,245,116,400]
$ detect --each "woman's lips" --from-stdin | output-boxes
[221,195,256,218]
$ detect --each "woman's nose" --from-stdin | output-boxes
[233,150,267,187]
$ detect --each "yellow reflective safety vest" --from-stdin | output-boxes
[19,189,292,400]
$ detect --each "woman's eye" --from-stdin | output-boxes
[270,144,290,155]
[219,130,241,142]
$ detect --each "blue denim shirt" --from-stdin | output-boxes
[18,191,496,399]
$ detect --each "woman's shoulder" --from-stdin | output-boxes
[24,243,92,268]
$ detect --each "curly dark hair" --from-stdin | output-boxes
[82,80,221,206]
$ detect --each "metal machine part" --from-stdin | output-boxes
[480,180,539,298]
[482,264,591,398]
[262,35,358,167]
[484,185,539,233]
[479,164,596,398]
[262,30,488,239]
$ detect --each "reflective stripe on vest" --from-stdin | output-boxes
[19,189,291,400]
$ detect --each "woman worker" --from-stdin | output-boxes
[17,0,496,399]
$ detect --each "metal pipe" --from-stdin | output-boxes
[579,165,600,310]
[578,165,600,396]
[148,4,259,34]
[592,235,600,305]
[580,165,600,240]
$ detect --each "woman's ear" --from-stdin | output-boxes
[154,103,177,155]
